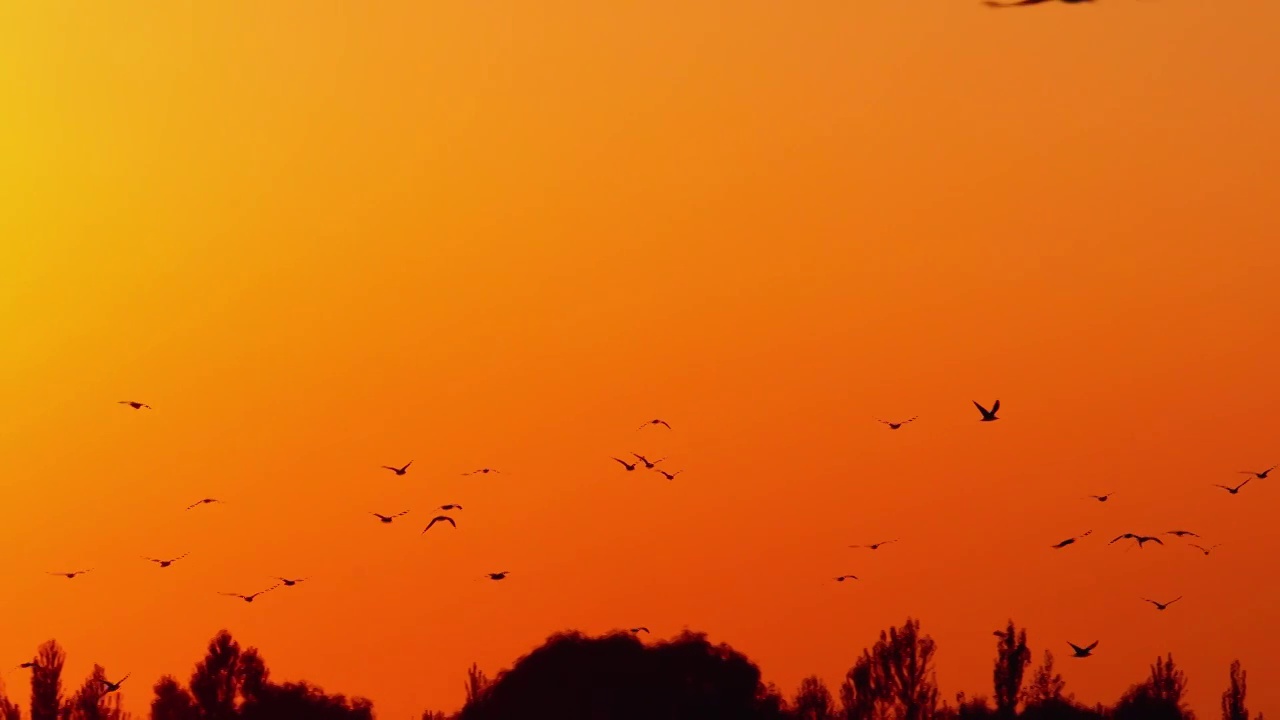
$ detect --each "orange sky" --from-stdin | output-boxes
[3,1,1279,718]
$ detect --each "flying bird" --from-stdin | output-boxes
[381,461,412,476]
[973,400,1001,422]
[1238,465,1275,479]
[220,586,279,603]
[186,498,221,510]
[1214,479,1251,495]
[1189,543,1221,556]
[275,577,307,586]
[631,453,665,469]
[612,457,638,471]
[98,673,130,693]
[1068,641,1098,658]
[850,540,898,550]
[484,571,510,581]
[371,511,409,524]
[437,504,463,511]
[629,627,650,634]
[1109,533,1163,549]
[638,419,672,430]
[1086,492,1115,502]
[834,575,859,582]
[1051,530,1092,549]
[463,468,501,475]
[877,417,917,430]
[655,469,682,481]
[1142,596,1182,611]
[48,569,91,579]
[117,401,151,410]
[985,0,1093,7]
[143,553,189,568]
[422,515,457,533]
[1165,530,1199,538]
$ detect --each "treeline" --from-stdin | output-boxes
[0,619,1264,720]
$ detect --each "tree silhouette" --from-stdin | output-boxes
[841,617,939,720]
[1221,660,1247,720]
[992,620,1030,719]
[187,630,267,720]
[30,640,67,720]
[1113,654,1193,720]
[791,675,835,720]
[151,675,197,720]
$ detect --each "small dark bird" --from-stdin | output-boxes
[98,673,130,693]
[1109,533,1163,548]
[371,511,409,523]
[382,461,412,476]
[143,553,189,568]
[1214,479,1251,495]
[485,571,510,581]
[985,0,1093,7]
[629,627,650,634]
[48,569,91,579]
[1189,543,1221,556]
[1142,596,1182,611]
[1051,530,1092,549]
[275,577,307,586]
[438,504,463,511]
[850,540,898,550]
[973,400,1000,422]
[1086,492,1115,502]
[422,515,457,533]
[220,586,279,603]
[1165,530,1199,538]
[1238,465,1275,479]
[612,457,638,471]
[117,401,151,410]
[834,575,859,582]
[186,498,221,510]
[463,468,500,475]
[655,469,682,481]
[632,453,665,469]
[1068,641,1098,658]
[638,419,672,430]
[877,417,917,430]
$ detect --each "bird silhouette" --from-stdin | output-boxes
[117,401,151,410]
[973,400,1000,422]
[186,498,221,510]
[612,457,638,471]
[655,469,682,480]
[1238,465,1275,479]
[877,417,917,430]
[275,577,307,586]
[463,468,501,475]
[629,627,650,634]
[1189,543,1221,555]
[1109,533,1163,549]
[422,515,457,533]
[638,419,672,430]
[1068,641,1098,658]
[1142,596,1182,611]
[381,461,412,476]
[850,540,898,550]
[98,673,130,693]
[834,575,859,582]
[1051,530,1092,549]
[143,553,189,568]
[48,569,91,579]
[631,453,665,469]
[1086,492,1115,502]
[484,571,510,581]
[371,511,409,523]
[985,0,1093,6]
[1214,479,1251,494]
[437,504,463,511]
[220,586,279,603]
[1165,530,1199,538]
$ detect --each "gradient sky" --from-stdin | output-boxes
[3,1,1279,718]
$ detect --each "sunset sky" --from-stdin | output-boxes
[3,1,1279,718]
